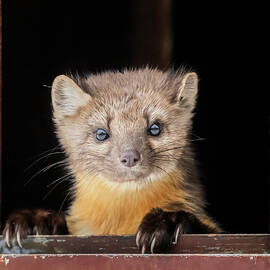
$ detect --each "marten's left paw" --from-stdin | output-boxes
[136,208,195,254]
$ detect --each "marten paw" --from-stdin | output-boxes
[136,208,197,254]
[2,209,68,248]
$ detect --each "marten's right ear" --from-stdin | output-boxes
[52,75,91,117]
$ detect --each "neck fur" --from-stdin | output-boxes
[66,170,195,235]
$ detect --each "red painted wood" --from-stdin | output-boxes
[0,254,270,270]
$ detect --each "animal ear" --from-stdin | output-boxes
[177,72,198,110]
[52,75,91,117]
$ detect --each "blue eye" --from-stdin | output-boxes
[96,128,109,141]
[148,122,161,136]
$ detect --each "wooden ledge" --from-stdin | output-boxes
[0,234,269,270]
[0,234,270,255]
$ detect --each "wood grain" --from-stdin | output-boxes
[0,235,269,270]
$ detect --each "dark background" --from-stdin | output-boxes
[1,1,269,233]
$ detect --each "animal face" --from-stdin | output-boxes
[52,68,198,183]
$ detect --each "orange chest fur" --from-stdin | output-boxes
[67,172,187,235]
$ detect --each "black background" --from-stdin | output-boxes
[2,1,269,233]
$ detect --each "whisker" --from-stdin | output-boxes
[190,133,206,141]
[152,164,174,182]
[188,138,207,142]
[43,175,71,200]
[46,172,73,188]
[153,146,184,155]
[24,151,65,172]
[24,160,68,186]
[58,190,72,213]
[152,156,179,162]
[30,146,62,160]
[151,151,180,160]
[148,143,184,155]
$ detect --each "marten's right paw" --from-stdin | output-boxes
[2,209,68,248]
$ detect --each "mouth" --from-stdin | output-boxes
[106,168,150,183]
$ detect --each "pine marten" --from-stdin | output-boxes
[3,67,221,253]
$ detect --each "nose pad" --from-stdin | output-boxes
[120,150,141,167]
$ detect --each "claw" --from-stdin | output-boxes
[34,226,40,236]
[136,231,141,247]
[141,245,146,254]
[16,229,22,248]
[150,237,156,254]
[5,228,10,248]
[172,224,182,245]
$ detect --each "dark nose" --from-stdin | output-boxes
[120,150,141,167]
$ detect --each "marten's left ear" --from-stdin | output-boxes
[177,72,198,110]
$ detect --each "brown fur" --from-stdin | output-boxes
[51,67,221,235]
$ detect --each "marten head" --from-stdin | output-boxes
[52,68,198,183]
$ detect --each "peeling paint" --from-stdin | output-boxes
[55,253,67,257]
[124,255,135,258]
[32,237,55,246]
[53,247,65,253]
[141,254,150,257]
[4,257,10,265]
[0,235,270,257]
[254,256,258,265]
[207,247,222,251]
[56,239,66,243]
[106,254,116,259]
